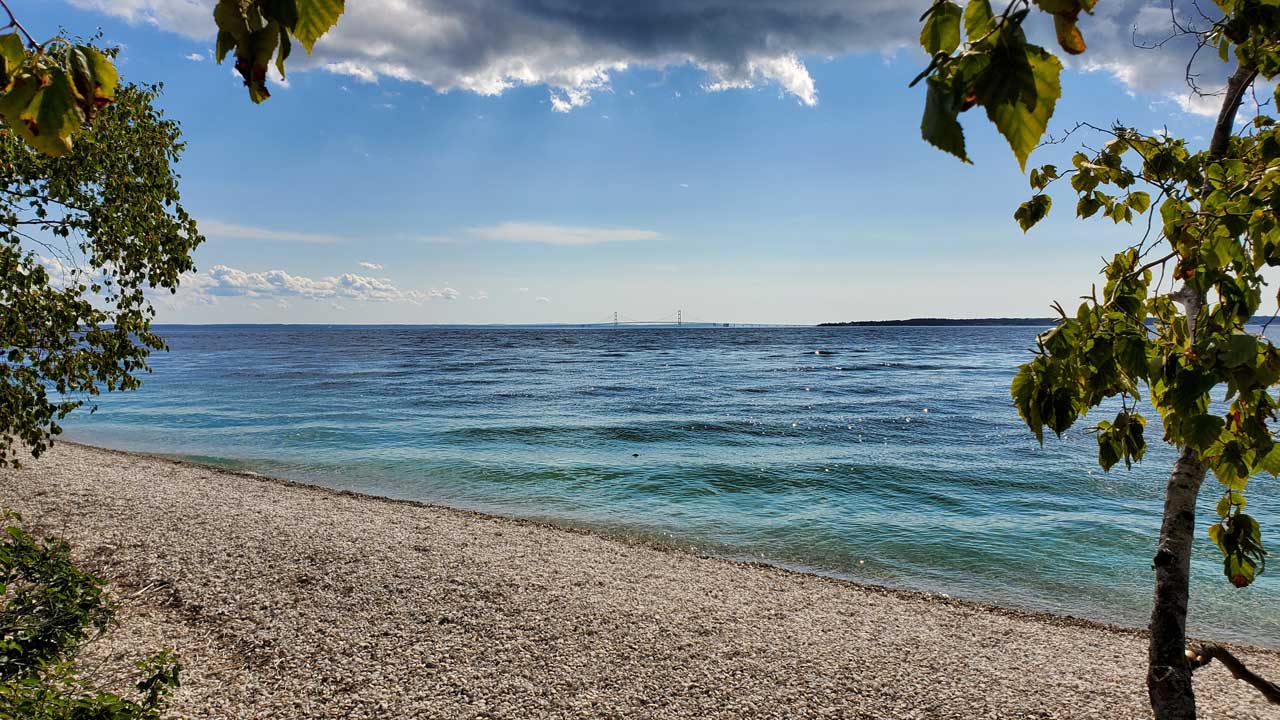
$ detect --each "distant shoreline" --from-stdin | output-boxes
[818,317,1056,327]
[820,316,1278,327]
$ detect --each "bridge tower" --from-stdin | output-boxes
[613,312,618,327]
[677,309,682,326]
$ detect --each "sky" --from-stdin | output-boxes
[15,1,1262,324]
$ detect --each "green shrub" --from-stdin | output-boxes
[0,511,179,719]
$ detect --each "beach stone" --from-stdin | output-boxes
[3,443,1279,719]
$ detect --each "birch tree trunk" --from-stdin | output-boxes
[1145,62,1256,720]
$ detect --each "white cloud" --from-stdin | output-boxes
[199,219,343,244]
[176,264,457,306]
[358,261,384,270]
[517,287,530,293]
[469,290,490,301]
[269,64,290,89]
[466,221,658,246]
[184,52,204,62]
[702,53,817,106]
[69,1,1235,116]
[70,0,209,35]
[535,296,551,303]
[34,256,82,288]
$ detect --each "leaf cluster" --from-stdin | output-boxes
[0,33,116,157]
[0,511,180,719]
[913,0,1096,169]
[214,0,345,103]
[1006,24,1280,584]
[1,82,203,467]
[1210,492,1268,587]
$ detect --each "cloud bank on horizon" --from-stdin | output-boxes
[70,0,1230,115]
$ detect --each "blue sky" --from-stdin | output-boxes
[21,1,1248,324]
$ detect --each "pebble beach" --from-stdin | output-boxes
[5,442,1279,719]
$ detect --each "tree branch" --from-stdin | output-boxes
[0,0,37,49]
[1207,64,1259,161]
[1189,643,1280,705]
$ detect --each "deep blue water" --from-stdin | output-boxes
[59,325,1280,646]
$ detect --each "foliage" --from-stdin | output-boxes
[0,511,180,719]
[912,0,1089,169]
[917,0,1280,589]
[0,0,344,156]
[0,81,203,467]
[0,21,117,158]
[915,3,1280,712]
[214,0,346,103]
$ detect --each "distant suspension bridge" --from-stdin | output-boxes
[575,310,774,328]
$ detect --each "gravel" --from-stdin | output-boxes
[4,442,1279,719]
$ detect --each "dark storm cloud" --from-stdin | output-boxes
[72,1,1235,114]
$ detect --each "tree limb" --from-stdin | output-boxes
[1207,64,1258,161]
[1189,643,1280,705]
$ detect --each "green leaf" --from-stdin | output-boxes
[0,72,39,135]
[1259,444,1280,476]
[1209,522,1225,555]
[1216,491,1246,518]
[262,0,301,28]
[1098,435,1121,471]
[213,0,252,48]
[921,77,968,162]
[964,0,996,42]
[1015,194,1052,231]
[276,25,292,78]
[26,68,84,157]
[983,44,1062,171]
[1226,553,1257,587]
[0,32,24,84]
[1033,0,1078,11]
[1077,194,1102,218]
[216,30,236,63]
[1185,414,1225,453]
[295,0,345,53]
[1126,190,1151,214]
[1011,363,1043,443]
[1221,334,1258,368]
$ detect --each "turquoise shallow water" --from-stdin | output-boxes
[58,324,1279,646]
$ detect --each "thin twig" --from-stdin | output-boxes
[0,0,37,49]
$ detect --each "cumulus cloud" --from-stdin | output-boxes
[1071,2,1238,116]
[199,219,343,244]
[176,264,457,306]
[34,256,83,288]
[71,0,209,34]
[467,222,658,246]
[535,296,551,303]
[184,52,204,62]
[358,261,384,270]
[469,290,490,300]
[68,1,1235,115]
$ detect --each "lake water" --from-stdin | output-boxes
[59,324,1280,646]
